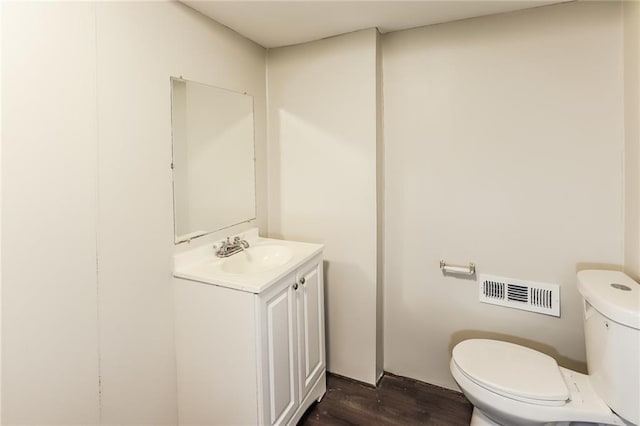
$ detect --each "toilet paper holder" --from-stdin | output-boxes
[440,259,476,276]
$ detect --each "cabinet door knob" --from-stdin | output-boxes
[299,277,306,285]
[293,283,299,290]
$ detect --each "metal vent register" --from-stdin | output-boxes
[479,274,560,317]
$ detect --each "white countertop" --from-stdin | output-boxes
[173,230,323,294]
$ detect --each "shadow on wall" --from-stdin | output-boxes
[449,330,588,374]
[575,262,624,273]
[321,258,378,383]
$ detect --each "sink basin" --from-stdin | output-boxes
[173,229,324,293]
[220,245,294,274]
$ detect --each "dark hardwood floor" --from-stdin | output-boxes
[299,373,473,426]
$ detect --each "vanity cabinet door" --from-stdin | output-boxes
[260,278,299,426]
[296,258,325,401]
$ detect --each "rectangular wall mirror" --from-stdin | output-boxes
[171,77,256,243]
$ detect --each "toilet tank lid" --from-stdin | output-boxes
[452,339,570,403]
[577,270,640,330]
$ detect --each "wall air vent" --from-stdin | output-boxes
[479,274,560,317]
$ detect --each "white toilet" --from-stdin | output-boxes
[450,270,639,426]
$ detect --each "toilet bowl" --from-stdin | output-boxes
[450,339,625,426]
[450,270,640,426]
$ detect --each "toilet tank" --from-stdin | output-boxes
[577,270,640,426]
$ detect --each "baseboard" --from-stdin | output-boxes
[326,371,377,389]
[382,371,465,396]
[327,370,466,396]
[375,370,384,387]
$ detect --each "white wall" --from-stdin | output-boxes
[96,3,265,424]
[624,1,640,280]
[1,2,5,421]
[266,29,381,385]
[383,2,625,390]
[2,3,101,423]
[2,2,266,423]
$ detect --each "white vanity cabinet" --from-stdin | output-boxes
[174,249,325,426]
[258,257,325,425]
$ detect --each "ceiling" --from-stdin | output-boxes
[182,1,569,49]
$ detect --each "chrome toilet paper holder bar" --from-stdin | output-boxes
[440,259,476,276]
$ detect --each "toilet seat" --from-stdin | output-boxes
[450,339,626,426]
[452,339,569,406]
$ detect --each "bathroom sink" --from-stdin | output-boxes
[173,229,324,293]
[220,244,294,274]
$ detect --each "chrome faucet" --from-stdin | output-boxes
[216,236,250,258]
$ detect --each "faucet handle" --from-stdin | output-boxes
[214,237,230,250]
